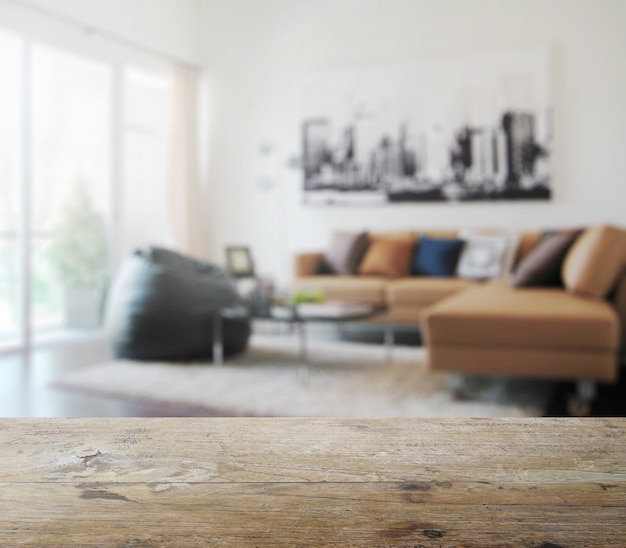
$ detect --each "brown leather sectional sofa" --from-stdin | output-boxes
[293,225,626,411]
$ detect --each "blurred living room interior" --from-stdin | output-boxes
[1,0,625,418]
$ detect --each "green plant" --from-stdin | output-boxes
[289,288,325,305]
[46,184,108,289]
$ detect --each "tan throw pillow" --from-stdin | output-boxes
[358,239,414,277]
[562,225,626,298]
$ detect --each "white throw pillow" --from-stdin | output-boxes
[457,230,520,279]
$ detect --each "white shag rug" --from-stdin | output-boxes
[53,334,551,417]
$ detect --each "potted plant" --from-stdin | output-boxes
[46,183,108,328]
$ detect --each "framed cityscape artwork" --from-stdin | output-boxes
[301,46,552,205]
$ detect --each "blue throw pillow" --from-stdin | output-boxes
[412,237,466,277]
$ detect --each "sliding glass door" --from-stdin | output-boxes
[0,20,177,353]
[31,44,113,341]
[0,28,24,350]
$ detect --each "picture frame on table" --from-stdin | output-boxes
[226,246,255,278]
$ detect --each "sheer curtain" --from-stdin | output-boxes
[169,66,203,258]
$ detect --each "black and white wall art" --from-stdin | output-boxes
[301,47,552,205]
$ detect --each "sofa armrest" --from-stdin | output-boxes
[294,252,325,278]
[611,272,626,351]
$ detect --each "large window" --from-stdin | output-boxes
[31,44,113,339]
[0,28,23,349]
[0,24,176,352]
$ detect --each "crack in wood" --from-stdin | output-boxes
[77,450,102,466]
[80,488,131,502]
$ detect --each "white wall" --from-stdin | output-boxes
[197,0,626,285]
[3,0,201,64]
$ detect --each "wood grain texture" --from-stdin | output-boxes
[0,418,625,546]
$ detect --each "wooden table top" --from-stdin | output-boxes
[1,418,624,546]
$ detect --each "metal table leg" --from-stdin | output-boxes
[298,321,309,384]
[385,310,394,363]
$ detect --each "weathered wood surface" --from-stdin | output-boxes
[0,418,624,546]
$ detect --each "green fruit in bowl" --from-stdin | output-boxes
[289,289,325,304]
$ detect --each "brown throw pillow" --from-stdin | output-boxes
[512,231,579,287]
[358,238,414,277]
[323,231,369,275]
[562,225,626,298]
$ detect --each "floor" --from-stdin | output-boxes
[1,326,625,418]
[0,334,227,417]
[0,323,421,418]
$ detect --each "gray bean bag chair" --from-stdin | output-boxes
[104,246,251,361]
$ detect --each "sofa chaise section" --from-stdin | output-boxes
[418,225,626,413]
[421,281,620,383]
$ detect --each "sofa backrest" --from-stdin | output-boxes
[297,226,625,286]
[367,231,418,243]
[515,231,543,268]
[421,230,459,240]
